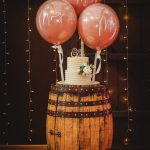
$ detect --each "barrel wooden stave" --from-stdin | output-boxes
[47,88,113,150]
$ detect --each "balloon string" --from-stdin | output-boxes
[52,45,64,82]
[92,50,101,81]
[95,55,102,74]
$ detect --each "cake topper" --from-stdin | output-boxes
[80,39,85,57]
[71,48,81,57]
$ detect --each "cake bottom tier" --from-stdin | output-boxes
[65,70,92,85]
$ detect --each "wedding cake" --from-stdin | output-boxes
[65,56,92,85]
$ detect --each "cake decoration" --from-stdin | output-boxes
[71,48,81,57]
[78,64,93,76]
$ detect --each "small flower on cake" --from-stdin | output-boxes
[79,64,94,76]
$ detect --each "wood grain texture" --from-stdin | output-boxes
[79,96,91,150]
[72,95,79,150]
[90,94,100,150]
[47,92,57,150]
[47,91,113,150]
[64,94,73,150]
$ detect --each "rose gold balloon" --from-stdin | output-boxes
[78,3,120,50]
[36,0,77,45]
[66,0,101,15]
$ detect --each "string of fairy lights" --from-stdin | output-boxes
[103,0,109,85]
[103,49,109,84]
[103,0,132,146]
[0,0,11,144]
[26,0,34,143]
[122,0,133,146]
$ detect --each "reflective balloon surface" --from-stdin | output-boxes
[66,0,101,15]
[36,0,77,44]
[78,3,120,50]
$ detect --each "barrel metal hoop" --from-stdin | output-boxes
[47,109,112,118]
[48,99,111,107]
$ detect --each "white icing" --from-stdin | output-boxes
[65,57,92,85]
[67,57,89,70]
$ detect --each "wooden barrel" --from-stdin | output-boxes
[46,84,113,150]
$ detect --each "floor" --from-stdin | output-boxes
[0,145,149,150]
[0,145,47,150]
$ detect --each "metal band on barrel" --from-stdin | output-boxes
[47,109,112,118]
[48,99,111,107]
[50,84,108,94]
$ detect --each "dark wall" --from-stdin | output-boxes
[0,0,150,148]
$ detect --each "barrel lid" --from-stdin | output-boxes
[50,83,108,94]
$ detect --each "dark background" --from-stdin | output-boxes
[0,0,150,149]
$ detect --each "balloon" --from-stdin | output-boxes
[66,0,101,15]
[36,0,77,45]
[78,3,120,50]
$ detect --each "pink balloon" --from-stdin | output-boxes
[78,3,120,50]
[66,0,101,16]
[36,0,77,45]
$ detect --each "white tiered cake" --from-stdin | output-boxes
[56,48,100,85]
[65,57,92,85]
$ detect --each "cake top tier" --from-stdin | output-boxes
[67,57,89,70]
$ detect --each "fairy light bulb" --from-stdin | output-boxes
[124,15,129,20]
[129,118,133,122]
[128,107,133,112]
[123,97,128,102]
[108,89,113,95]
[124,88,128,91]
[124,137,129,146]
